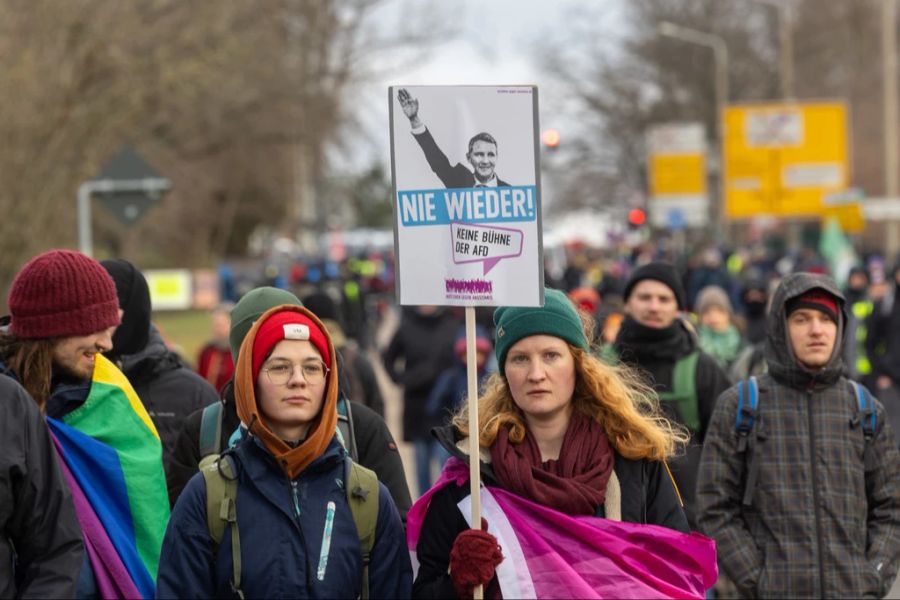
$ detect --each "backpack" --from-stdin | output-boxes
[602,347,701,433]
[734,376,878,507]
[197,400,377,599]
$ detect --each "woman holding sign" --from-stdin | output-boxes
[408,288,717,599]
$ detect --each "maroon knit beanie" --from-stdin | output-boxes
[8,249,121,339]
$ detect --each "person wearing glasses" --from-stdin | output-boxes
[156,304,411,598]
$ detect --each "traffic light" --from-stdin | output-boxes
[628,208,647,228]
[542,128,561,149]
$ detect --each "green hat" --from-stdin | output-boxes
[493,287,588,375]
[229,287,303,361]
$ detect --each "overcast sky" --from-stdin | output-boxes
[350,0,622,170]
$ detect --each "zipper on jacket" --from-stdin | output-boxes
[291,480,302,518]
[807,390,826,596]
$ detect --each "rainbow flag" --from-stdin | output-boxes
[409,457,717,599]
[47,354,170,599]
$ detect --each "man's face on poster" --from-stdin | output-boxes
[467,140,497,183]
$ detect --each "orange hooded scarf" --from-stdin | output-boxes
[234,304,339,479]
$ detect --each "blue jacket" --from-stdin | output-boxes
[156,434,411,599]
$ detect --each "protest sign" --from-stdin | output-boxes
[389,85,543,307]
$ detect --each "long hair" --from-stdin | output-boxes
[0,334,55,410]
[452,312,688,461]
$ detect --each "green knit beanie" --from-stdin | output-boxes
[229,287,303,361]
[493,287,588,374]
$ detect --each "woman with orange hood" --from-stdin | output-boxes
[156,305,411,598]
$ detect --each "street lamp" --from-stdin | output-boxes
[751,0,795,100]
[657,21,729,230]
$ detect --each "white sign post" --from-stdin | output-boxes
[390,85,544,597]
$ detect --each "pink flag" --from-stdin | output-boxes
[409,457,717,599]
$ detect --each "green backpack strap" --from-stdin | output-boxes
[344,456,379,600]
[199,401,224,459]
[599,344,619,365]
[201,455,244,599]
[660,351,700,433]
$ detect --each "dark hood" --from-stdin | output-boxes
[116,324,182,382]
[101,259,151,360]
[765,272,847,390]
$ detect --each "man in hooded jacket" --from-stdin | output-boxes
[697,272,900,598]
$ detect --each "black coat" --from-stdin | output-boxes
[383,307,460,441]
[0,374,83,598]
[116,326,219,467]
[613,317,731,529]
[412,425,688,599]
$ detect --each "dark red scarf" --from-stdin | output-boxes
[490,410,615,515]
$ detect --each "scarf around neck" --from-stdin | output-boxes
[615,315,692,362]
[490,410,614,515]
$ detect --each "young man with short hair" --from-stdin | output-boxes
[698,272,900,597]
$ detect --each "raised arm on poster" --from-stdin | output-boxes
[397,88,511,188]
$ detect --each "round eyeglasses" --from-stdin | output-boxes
[262,360,329,386]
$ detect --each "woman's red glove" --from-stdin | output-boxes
[449,519,504,599]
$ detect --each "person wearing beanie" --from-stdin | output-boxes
[100,259,219,476]
[157,304,412,599]
[411,287,716,599]
[698,272,900,598]
[611,262,730,531]
[0,249,169,598]
[166,286,412,527]
[303,290,385,417]
[695,285,746,372]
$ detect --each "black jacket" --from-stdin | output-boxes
[166,383,413,523]
[613,316,731,529]
[115,326,218,467]
[0,374,83,598]
[383,307,460,441]
[412,425,688,599]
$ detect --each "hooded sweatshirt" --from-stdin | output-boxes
[698,272,900,598]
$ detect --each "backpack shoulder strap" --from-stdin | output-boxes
[344,456,379,600]
[200,454,243,598]
[336,396,359,461]
[734,376,761,507]
[199,401,224,458]
[668,351,700,432]
[853,381,878,470]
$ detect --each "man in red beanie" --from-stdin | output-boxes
[698,272,900,598]
[0,249,170,598]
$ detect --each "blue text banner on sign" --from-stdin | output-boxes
[398,185,537,226]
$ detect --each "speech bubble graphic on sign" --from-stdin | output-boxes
[450,222,524,275]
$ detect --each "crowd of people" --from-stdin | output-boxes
[4,242,900,599]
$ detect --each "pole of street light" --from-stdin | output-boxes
[658,21,729,231]
[752,0,795,100]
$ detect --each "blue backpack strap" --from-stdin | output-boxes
[734,377,761,506]
[853,382,877,470]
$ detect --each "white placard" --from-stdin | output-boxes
[389,85,543,307]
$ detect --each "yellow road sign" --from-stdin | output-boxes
[723,102,855,223]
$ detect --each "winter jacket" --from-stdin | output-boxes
[383,308,460,441]
[116,325,218,468]
[156,435,411,599]
[166,383,412,522]
[613,316,731,528]
[0,374,83,598]
[412,425,688,598]
[697,272,900,598]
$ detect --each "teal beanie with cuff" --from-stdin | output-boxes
[493,287,588,374]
